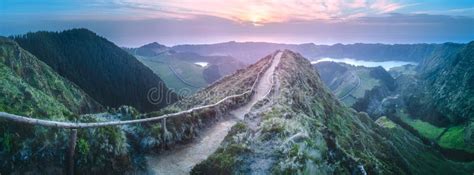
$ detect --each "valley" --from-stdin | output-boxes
[0,29,472,175]
[313,42,474,161]
[125,43,245,94]
[193,50,473,174]
[2,1,474,174]
[310,57,417,70]
[147,51,282,174]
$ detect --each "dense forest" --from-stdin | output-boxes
[12,29,178,112]
[417,42,474,124]
[0,37,134,174]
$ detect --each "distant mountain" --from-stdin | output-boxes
[190,50,472,174]
[0,37,102,117]
[171,41,465,64]
[124,42,172,57]
[395,41,474,126]
[385,42,474,155]
[172,41,315,63]
[314,42,474,156]
[419,42,473,124]
[388,64,417,78]
[125,42,245,93]
[314,61,395,111]
[12,29,177,112]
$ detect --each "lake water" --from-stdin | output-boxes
[194,62,209,67]
[310,58,417,70]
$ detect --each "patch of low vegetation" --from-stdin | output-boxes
[398,111,474,153]
[172,54,271,110]
[439,126,474,153]
[261,118,285,134]
[399,113,445,140]
[138,57,205,93]
[229,122,247,136]
[375,116,397,129]
[191,125,250,175]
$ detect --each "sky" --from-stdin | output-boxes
[1,0,474,47]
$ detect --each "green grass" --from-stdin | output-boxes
[171,59,208,86]
[399,112,473,153]
[139,58,198,92]
[399,113,444,140]
[0,38,100,114]
[335,83,355,97]
[340,96,356,107]
[352,69,379,98]
[439,126,473,153]
[375,116,397,129]
[333,68,379,106]
[138,56,208,94]
[0,64,72,119]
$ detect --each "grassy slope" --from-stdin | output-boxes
[0,38,133,174]
[351,68,380,98]
[397,42,474,154]
[193,51,474,174]
[321,64,381,106]
[137,55,207,93]
[171,59,207,86]
[12,29,177,112]
[399,112,444,140]
[0,64,72,119]
[127,44,246,95]
[438,126,469,152]
[0,37,101,116]
[399,111,473,153]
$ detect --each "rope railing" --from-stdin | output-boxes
[0,51,278,129]
[0,51,279,174]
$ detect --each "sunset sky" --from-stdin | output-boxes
[1,0,474,46]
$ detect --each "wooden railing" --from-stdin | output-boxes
[0,52,276,128]
[0,51,279,175]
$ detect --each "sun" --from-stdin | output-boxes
[247,6,267,26]
[250,14,263,26]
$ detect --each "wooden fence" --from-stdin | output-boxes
[0,51,278,174]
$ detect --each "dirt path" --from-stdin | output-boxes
[146,52,282,175]
[230,52,282,119]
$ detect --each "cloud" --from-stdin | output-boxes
[348,0,367,8]
[414,7,474,17]
[108,0,409,25]
[370,0,402,13]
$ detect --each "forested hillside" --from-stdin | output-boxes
[0,37,102,117]
[12,29,178,112]
[419,42,474,124]
[0,37,131,174]
[313,42,474,157]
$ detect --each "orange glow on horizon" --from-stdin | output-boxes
[112,0,407,26]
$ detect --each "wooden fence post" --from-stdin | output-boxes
[66,129,78,175]
[162,118,167,149]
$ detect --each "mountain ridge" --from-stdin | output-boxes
[191,50,473,174]
[171,41,465,64]
[12,28,178,112]
[0,37,102,116]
